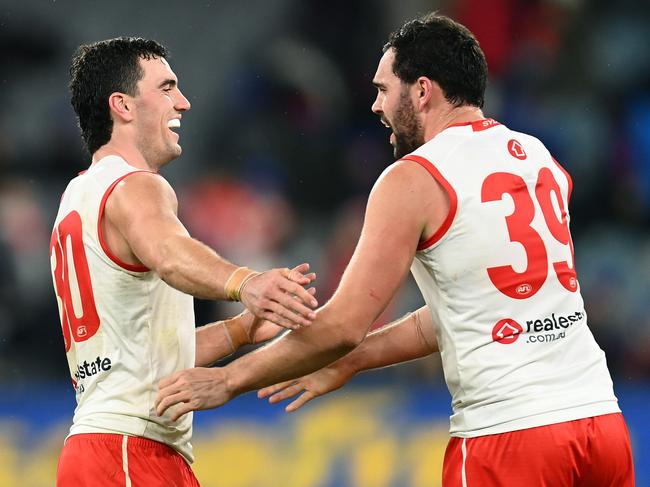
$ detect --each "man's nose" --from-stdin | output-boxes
[371,95,382,114]
[176,90,191,111]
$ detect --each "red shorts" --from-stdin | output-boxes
[443,413,634,487]
[57,433,200,487]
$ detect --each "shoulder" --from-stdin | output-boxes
[107,171,178,217]
[379,158,433,181]
[112,171,175,200]
[369,158,448,214]
[372,159,437,194]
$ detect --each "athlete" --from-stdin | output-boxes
[50,37,317,486]
[155,14,634,486]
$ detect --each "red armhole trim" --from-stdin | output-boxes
[552,157,573,202]
[401,155,458,251]
[98,171,154,272]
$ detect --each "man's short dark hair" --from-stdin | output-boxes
[69,37,168,154]
[384,13,487,108]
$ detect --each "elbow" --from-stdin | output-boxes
[330,322,365,352]
[317,306,367,353]
[155,257,177,282]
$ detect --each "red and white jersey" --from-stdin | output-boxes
[49,156,196,462]
[407,119,619,437]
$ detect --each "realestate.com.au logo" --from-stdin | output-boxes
[491,311,585,345]
[492,319,523,344]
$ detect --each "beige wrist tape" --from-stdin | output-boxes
[222,316,251,353]
[224,267,259,301]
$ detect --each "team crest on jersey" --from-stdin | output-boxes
[508,139,527,160]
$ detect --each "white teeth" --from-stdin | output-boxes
[167,119,180,128]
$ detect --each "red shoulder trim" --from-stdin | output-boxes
[400,155,458,251]
[98,171,154,272]
[552,157,573,202]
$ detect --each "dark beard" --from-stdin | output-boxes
[392,89,424,159]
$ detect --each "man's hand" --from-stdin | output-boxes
[155,367,231,421]
[240,263,318,330]
[257,363,354,412]
[245,286,316,343]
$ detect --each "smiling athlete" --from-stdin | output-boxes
[51,37,318,486]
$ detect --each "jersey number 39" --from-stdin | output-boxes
[481,167,577,299]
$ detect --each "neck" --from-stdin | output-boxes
[423,105,485,143]
[91,140,157,172]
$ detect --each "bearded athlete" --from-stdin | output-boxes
[156,15,634,487]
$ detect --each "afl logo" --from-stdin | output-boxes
[508,139,527,160]
[569,277,577,290]
[516,283,532,295]
[492,318,523,345]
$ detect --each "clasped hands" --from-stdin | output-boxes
[155,262,318,420]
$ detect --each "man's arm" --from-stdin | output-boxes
[155,160,449,420]
[104,172,317,328]
[258,305,438,411]
[195,311,286,367]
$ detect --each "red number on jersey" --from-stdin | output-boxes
[481,172,548,298]
[535,167,578,292]
[50,211,100,352]
[481,168,577,299]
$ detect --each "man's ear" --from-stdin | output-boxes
[108,92,134,122]
[415,76,441,111]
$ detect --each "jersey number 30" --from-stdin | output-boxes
[50,211,100,352]
[481,167,577,299]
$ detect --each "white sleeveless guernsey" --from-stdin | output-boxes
[407,119,619,437]
[49,155,195,462]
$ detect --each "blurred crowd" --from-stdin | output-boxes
[0,0,648,384]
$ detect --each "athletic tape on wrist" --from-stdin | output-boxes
[224,267,259,301]
[224,317,250,351]
[220,321,236,354]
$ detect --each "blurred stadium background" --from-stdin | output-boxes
[1,0,649,485]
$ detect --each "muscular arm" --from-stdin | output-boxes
[155,160,449,419]
[105,172,246,299]
[226,161,432,383]
[104,172,318,327]
[333,305,438,376]
[258,305,438,411]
